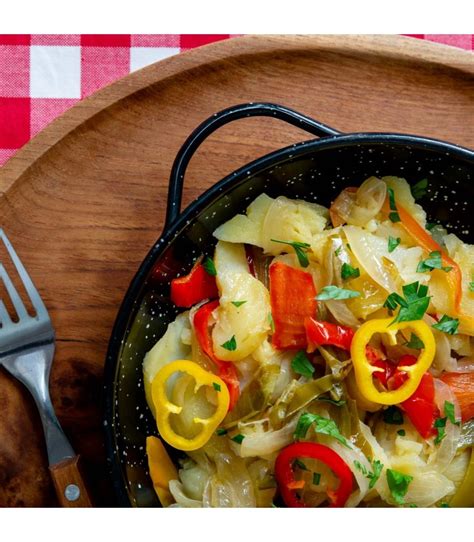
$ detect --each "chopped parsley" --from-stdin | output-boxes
[387,187,401,223]
[334,246,342,257]
[444,401,460,426]
[438,502,450,508]
[216,428,228,436]
[404,333,425,350]
[469,282,474,292]
[434,417,447,445]
[354,459,384,489]
[315,285,361,301]
[341,262,360,280]
[388,236,401,253]
[293,459,308,471]
[426,222,437,231]
[432,315,459,335]
[383,292,408,312]
[221,335,237,351]
[291,351,315,379]
[231,300,247,307]
[416,250,452,273]
[231,434,245,444]
[410,178,428,200]
[386,468,413,505]
[294,413,351,448]
[384,282,431,324]
[383,406,404,425]
[213,382,221,392]
[203,256,217,276]
[312,472,321,485]
[270,239,310,268]
[397,429,406,437]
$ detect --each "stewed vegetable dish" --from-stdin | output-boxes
[143,177,474,507]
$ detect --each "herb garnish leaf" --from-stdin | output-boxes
[341,263,360,280]
[231,300,247,307]
[221,335,237,351]
[386,469,413,505]
[384,282,431,324]
[271,239,311,268]
[417,250,452,273]
[354,459,384,489]
[434,417,447,445]
[411,178,428,200]
[316,286,360,301]
[404,333,425,350]
[231,434,245,444]
[203,256,217,276]
[388,236,401,253]
[294,413,351,448]
[387,188,401,223]
[432,315,459,335]
[444,401,460,426]
[291,351,315,379]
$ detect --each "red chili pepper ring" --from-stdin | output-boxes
[274,442,354,507]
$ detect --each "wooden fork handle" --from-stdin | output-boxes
[49,455,93,507]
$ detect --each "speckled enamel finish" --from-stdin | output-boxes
[104,104,473,507]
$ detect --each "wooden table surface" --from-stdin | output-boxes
[0,34,472,506]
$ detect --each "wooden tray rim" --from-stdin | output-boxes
[1,34,473,197]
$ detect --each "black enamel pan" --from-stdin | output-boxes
[103,103,473,506]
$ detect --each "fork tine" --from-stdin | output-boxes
[0,229,48,319]
[0,263,28,320]
[0,299,12,326]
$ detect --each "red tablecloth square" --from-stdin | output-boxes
[0,35,31,46]
[0,45,30,97]
[81,35,132,48]
[81,46,130,98]
[0,97,30,147]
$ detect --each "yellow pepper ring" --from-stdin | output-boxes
[350,318,436,405]
[152,359,230,451]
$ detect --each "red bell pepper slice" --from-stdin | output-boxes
[269,262,317,350]
[440,371,474,422]
[170,261,218,308]
[304,318,355,352]
[193,300,240,410]
[400,373,440,438]
[274,442,353,507]
[366,346,396,388]
[372,352,440,438]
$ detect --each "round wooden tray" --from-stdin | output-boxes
[0,35,472,506]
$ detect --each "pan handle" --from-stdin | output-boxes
[165,102,341,229]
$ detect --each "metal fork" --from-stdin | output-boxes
[0,229,91,507]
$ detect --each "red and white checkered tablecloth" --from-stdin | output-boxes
[0,34,472,168]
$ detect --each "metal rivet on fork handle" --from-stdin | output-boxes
[65,484,81,502]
